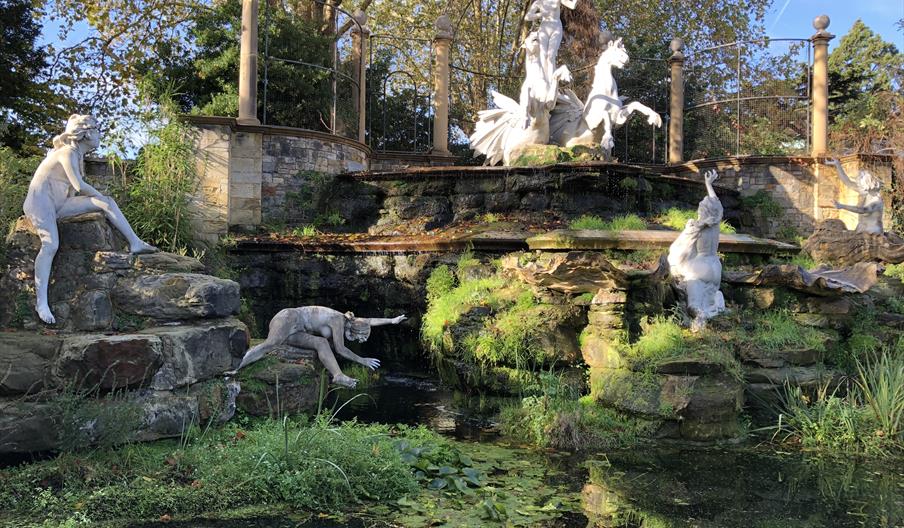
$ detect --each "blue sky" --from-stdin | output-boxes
[765,0,903,49]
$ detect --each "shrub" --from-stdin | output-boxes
[741,190,783,218]
[0,147,40,259]
[425,264,456,302]
[114,103,199,253]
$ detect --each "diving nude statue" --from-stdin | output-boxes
[826,158,884,234]
[24,114,157,324]
[667,170,726,331]
[234,306,407,388]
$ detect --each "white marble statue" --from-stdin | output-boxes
[469,31,570,165]
[233,306,407,388]
[827,157,884,234]
[24,114,158,324]
[667,169,726,331]
[549,36,662,158]
[524,0,577,86]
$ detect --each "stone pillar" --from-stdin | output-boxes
[810,15,833,156]
[238,0,261,125]
[667,38,685,164]
[431,15,453,155]
[351,10,369,144]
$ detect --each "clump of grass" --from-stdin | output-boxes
[426,264,456,302]
[884,263,904,281]
[420,271,506,353]
[773,349,904,456]
[0,418,450,523]
[629,316,687,363]
[290,224,320,237]
[748,309,827,353]
[741,190,783,218]
[569,214,646,231]
[656,207,736,234]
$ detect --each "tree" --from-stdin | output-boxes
[0,0,69,152]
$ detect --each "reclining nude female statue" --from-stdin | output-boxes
[233,306,407,388]
[24,114,157,324]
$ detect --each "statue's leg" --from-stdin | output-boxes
[27,212,60,324]
[56,196,157,254]
[286,332,356,388]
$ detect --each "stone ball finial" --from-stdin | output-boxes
[670,38,684,53]
[435,14,453,39]
[599,29,614,46]
[813,14,830,33]
[353,9,368,27]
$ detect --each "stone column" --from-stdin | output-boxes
[431,15,453,155]
[667,38,685,164]
[351,10,369,144]
[810,15,833,156]
[238,0,261,125]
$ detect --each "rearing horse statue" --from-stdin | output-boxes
[549,37,662,159]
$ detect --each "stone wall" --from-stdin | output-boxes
[369,152,458,173]
[661,154,895,238]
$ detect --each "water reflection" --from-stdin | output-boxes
[581,448,904,527]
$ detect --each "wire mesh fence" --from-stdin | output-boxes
[367,35,434,152]
[260,0,361,139]
[684,38,811,159]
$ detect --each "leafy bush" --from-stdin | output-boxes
[0,147,40,256]
[569,214,647,231]
[884,263,904,281]
[113,102,199,253]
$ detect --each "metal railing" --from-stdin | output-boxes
[684,38,812,159]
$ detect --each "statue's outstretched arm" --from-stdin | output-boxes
[60,149,101,197]
[827,158,861,194]
[833,201,878,215]
[561,0,578,9]
[361,315,407,327]
[703,169,719,199]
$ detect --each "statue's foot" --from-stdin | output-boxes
[332,374,358,389]
[37,304,55,324]
[130,241,159,255]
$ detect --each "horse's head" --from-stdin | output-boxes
[599,37,629,69]
[521,31,542,58]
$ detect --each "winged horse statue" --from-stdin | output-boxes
[469,31,571,166]
[549,37,663,159]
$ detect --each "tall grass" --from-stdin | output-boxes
[856,349,904,444]
[569,214,646,231]
[656,207,737,234]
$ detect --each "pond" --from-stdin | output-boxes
[128,372,903,528]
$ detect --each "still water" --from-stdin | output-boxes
[136,373,904,527]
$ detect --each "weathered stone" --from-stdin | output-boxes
[580,327,627,369]
[113,273,240,319]
[55,334,164,389]
[133,252,206,273]
[92,251,133,272]
[654,358,725,376]
[71,290,113,331]
[806,296,851,315]
[744,365,832,387]
[0,401,57,453]
[235,360,320,417]
[146,318,249,390]
[740,346,822,368]
[502,251,628,293]
[0,334,62,395]
[804,219,904,266]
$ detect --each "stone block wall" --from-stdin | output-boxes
[662,154,895,238]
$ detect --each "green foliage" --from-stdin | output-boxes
[884,263,904,281]
[772,350,904,457]
[49,384,143,453]
[747,310,827,354]
[0,418,440,523]
[0,147,39,254]
[569,214,647,231]
[425,264,456,302]
[740,190,783,218]
[656,207,736,234]
[290,225,320,237]
[421,273,507,353]
[113,101,199,253]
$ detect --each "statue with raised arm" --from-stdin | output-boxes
[549,35,662,159]
[24,114,158,324]
[826,158,884,234]
[234,307,407,388]
[667,170,726,331]
[524,0,577,85]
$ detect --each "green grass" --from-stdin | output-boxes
[420,272,507,353]
[290,224,320,237]
[884,263,904,281]
[0,418,462,524]
[748,310,827,353]
[656,207,737,234]
[569,214,647,231]
[741,190,783,218]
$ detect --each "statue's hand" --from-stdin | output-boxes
[832,200,842,208]
[647,113,663,127]
[825,157,840,166]
[704,169,719,184]
[601,133,615,152]
[391,315,408,325]
[359,357,381,370]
